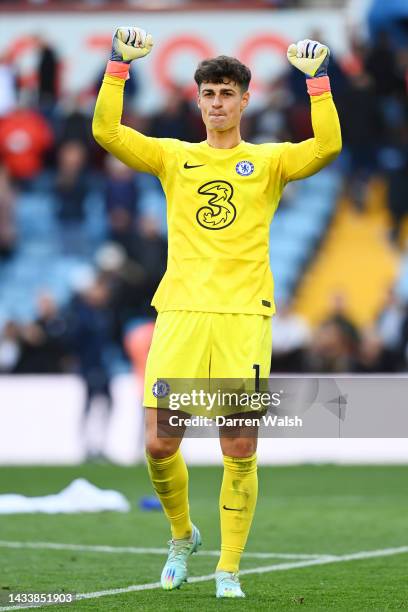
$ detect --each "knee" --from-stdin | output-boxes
[145,437,179,459]
[221,437,257,459]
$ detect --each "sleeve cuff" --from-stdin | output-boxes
[105,60,130,80]
[306,75,331,96]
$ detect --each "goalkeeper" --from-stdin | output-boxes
[93,29,341,598]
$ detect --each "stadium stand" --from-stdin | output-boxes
[0,3,407,375]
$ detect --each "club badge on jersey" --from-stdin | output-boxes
[236,161,254,176]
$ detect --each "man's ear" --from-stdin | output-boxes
[241,90,250,112]
[197,88,201,109]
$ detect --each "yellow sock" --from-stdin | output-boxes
[217,452,258,573]
[146,448,192,540]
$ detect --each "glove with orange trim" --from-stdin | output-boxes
[287,39,330,78]
[111,27,153,63]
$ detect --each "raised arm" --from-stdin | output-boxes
[92,27,164,176]
[281,39,342,183]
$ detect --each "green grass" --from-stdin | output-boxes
[0,464,407,610]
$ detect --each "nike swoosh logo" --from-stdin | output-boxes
[223,504,244,512]
[184,162,205,169]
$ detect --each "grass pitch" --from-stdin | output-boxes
[0,464,407,610]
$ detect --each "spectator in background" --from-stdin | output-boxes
[103,155,140,254]
[364,31,406,100]
[339,71,384,209]
[353,328,394,373]
[342,33,368,81]
[376,287,405,367]
[271,302,311,372]
[249,76,291,144]
[124,319,155,382]
[95,217,167,339]
[396,299,408,371]
[0,54,17,119]
[65,273,114,459]
[131,213,167,312]
[0,106,53,186]
[53,140,92,253]
[384,145,408,246]
[0,165,17,260]
[9,293,69,374]
[305,318,357,373]
[0,321,21,373]
[95,242,146,343]
[148,84,203,142]
[378,94,408,245]
[66,274,113,402]
[341,31,408,230]
[305,293,360,373]
[35,35,59,116]
[34,292,70,371]
[325,292,360,346]
[54,140,89,221]
[57,93,95,156]
[14,321,58,374]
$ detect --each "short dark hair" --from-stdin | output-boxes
[194,56,251,93]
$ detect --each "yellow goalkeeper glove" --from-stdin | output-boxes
[111,27,153,63]
[287,39,330,78]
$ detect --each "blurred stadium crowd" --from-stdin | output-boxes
[0,1,341,8]
[0,7,408,388]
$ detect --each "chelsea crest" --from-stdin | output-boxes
[236,160,254,176]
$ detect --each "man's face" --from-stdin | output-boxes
[197,80,250,132]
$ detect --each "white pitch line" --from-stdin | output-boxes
[0,545,407,611]
[0,540,324,560]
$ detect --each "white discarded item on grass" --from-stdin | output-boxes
[0,478,130,514]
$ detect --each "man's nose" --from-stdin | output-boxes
[212,96,222,107]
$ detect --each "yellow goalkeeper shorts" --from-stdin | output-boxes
[143,310,272,408]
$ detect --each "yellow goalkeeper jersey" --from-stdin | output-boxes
[93,74,341,317]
